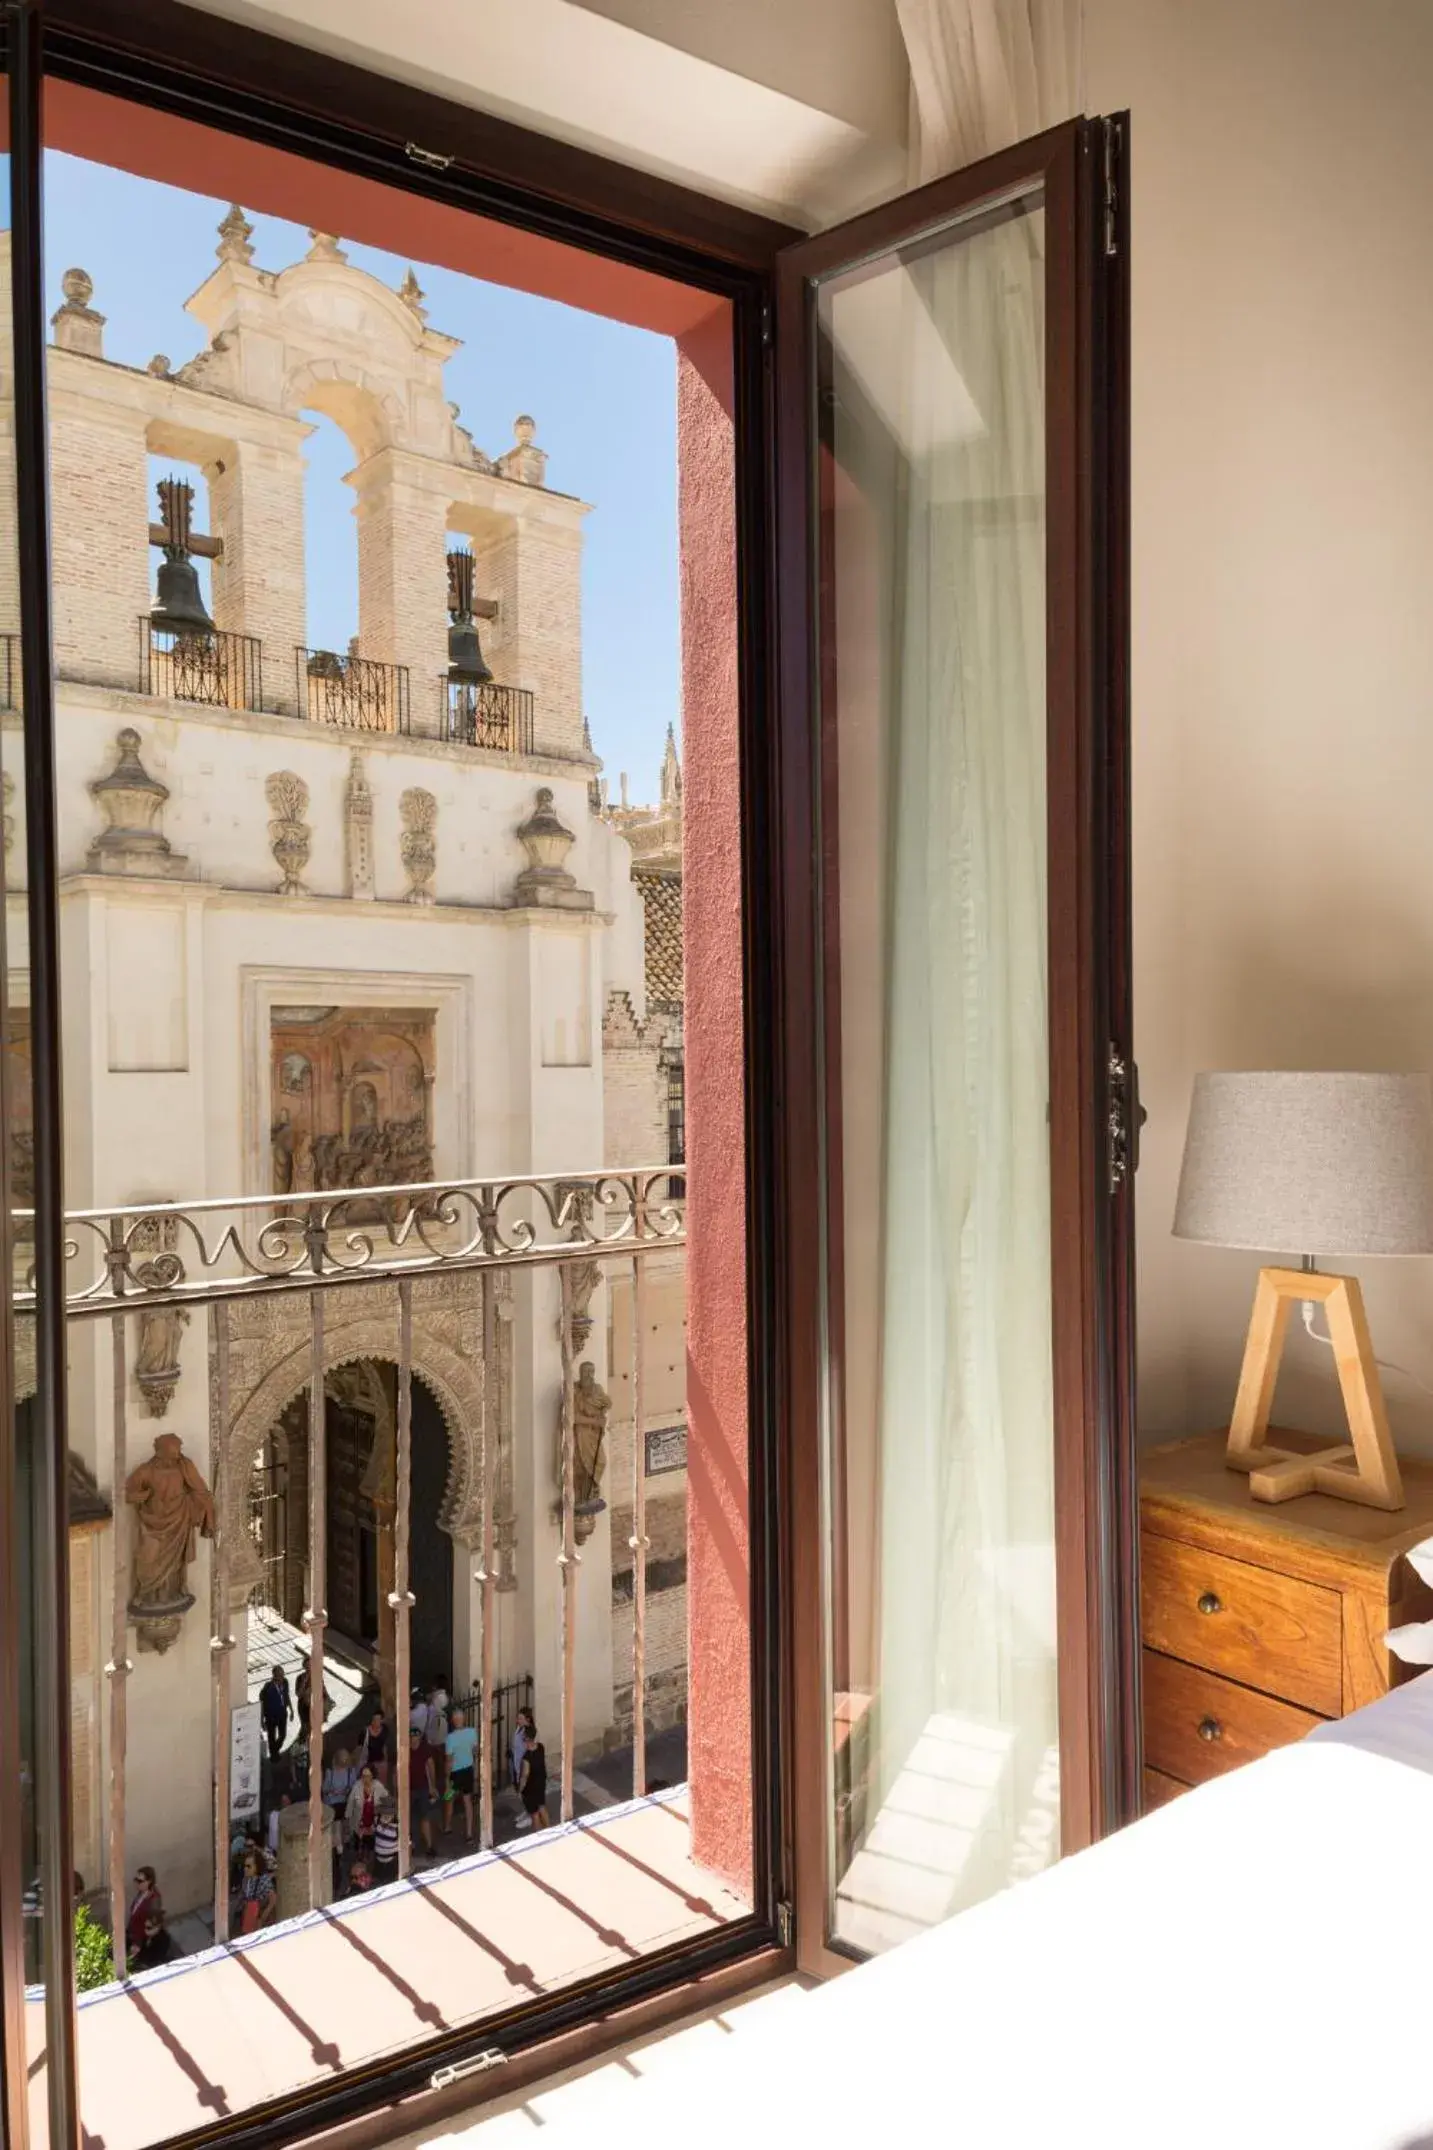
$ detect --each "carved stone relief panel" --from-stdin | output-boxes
[269,1004,435,1203]
[265,770,311,897]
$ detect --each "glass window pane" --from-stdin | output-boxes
[816,189,1058,1954]
[11,79,754,2146]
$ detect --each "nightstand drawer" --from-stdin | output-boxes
[1140,1528,1342,1714]
[1143,1649,1322,1784]
[1142,1766,1187,1811]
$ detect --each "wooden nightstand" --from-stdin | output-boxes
[1140,1430,1433,1808]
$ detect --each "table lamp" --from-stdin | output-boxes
[1173,1070,1433,1511]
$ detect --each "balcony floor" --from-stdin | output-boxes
[27,1788,746,2150]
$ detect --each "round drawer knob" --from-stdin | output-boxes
[1197,1716,1222,1743]
[1197,1591,1221,1615]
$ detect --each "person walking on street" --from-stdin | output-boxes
[322,1747,357,1851]
[130,1912,178,1973]
[518,1725,549,1832]
[511,1705,536,1829]
[344,1764,390,1864]
[409,1727,438,1859]
[360,1708,391,1788]
[259,1665,292,1762]
[444,1707,478,1844]
[125,1866,163,1961]
[373,1806,400,1883]
[237,1846,277,1933]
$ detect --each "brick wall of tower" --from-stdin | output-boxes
[352,453,452,738]
[208,438,308,716]
[473,516,584,760]
[49,400,150,692]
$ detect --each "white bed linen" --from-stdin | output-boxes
[455,1674,1433,2149]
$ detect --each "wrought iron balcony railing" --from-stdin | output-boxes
[19,1166,685,1960]
[423,678,536,754]
[140,619,265,712]
[297,646,410,732]
[0,632,17,710]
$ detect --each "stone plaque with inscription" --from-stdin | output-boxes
[644,1423,687,1477]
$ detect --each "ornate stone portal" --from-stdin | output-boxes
[269,1005,434,1199]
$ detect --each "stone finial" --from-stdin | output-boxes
[514,787,593,911]
[265,770,311,897]
[399,266,427,319]
[399,787,438,906]
[88,729,186,878]
[216,204,255,265]
[306,230,348,264]
[660,721,683,807]
[51,266,105,358]
[344,750,375,902]
[497,413,548,489]
[146,354,172,378]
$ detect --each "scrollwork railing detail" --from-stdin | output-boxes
[17,1168,685,1317]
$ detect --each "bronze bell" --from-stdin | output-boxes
[446,547,492,685]
[150,475,214,642]
[151,552,215,642]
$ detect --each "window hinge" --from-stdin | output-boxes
[776,1899,794,1948]
[760,299,773,351]
[406,141,455,172]
[430,2048,506,2091]
[1107,1043,1144,1193]
[1102,118,1121,258]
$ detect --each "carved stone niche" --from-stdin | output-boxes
[88,729,188,878]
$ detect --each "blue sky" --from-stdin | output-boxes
[42,151,680,800]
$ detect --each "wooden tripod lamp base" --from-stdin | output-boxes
[1226,1268,1404,1510]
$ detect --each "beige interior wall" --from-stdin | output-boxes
[1086,0,1433,1450]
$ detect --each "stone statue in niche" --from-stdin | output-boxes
[125,1431,216,1653]
[134,1304,190,1418]
[566,1260,601,1354]
[570,1360,611,1545]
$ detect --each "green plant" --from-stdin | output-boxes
[73,1902,114,1991]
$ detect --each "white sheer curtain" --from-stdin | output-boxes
[831,0,1081,1948]
[896,0,1082,175]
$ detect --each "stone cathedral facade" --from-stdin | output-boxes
[0,213,688,1915]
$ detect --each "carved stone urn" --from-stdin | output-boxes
[514,787,593,911]
[88,728,186,877]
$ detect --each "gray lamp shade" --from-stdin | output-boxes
[1173,1071,1433,1258]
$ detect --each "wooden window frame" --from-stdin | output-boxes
[773,118,1135,1977]
[0,3,1133,2143]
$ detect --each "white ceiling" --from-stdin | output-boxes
[181,0,910,227]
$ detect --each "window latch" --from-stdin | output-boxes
[430,2048,506,2091]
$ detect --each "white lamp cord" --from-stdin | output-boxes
[1300,1299,1433,1399]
